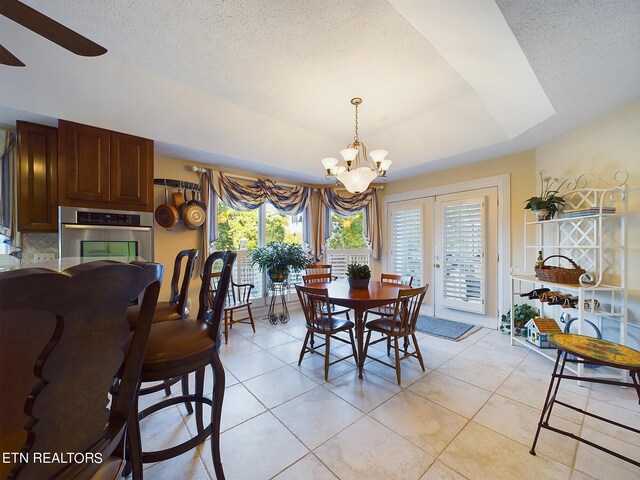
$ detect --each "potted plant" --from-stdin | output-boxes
[524,171,568,220]
[346,263,371,289]
[250,241,308,282]
[499,303,539,336]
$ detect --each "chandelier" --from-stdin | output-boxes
[321,97,391,194]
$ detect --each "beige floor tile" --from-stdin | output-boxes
[474,394,579,466]
[268,339,305,364]
[138,405,192,455]
[219,383,266,432]
[143,449,210,480]
[370,390,467,457]
[458,343,525,372]
[273,453,339,479]
[325,369,402,413]
[250,330,298,349]
[272,386,363,449]
[223,350,287,381]
[418,335,472,355]
[421,348,455,370]
[203,412,308,480]
[583,397,640,447]
[440,422,571,480]
[588,381,640,413]
[218,335,264,359]
[364,353,430,386]
[294,351,357,384]
[420,460,469,480]
[496,372,587,425]
[436,356,511,391]
[570,471,597,480]
[408,371,492,418]
[314,416,434,480]
[574,427,640,480]
[243,365,318,408]
[474,330,530,358]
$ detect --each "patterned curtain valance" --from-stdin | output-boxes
[207,170,311,214]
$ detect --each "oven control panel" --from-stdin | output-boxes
[77,211,141,226]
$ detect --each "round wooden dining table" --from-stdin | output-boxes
[304,279,410,379]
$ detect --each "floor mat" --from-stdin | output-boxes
[415,315,476,341]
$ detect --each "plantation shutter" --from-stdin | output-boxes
[390,206,423,286]
[441,197,486,313]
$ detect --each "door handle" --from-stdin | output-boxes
[435,263,440,268]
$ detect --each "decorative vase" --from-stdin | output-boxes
[533,208,553,221]
[268,268,289,282]
[348,278,370,289]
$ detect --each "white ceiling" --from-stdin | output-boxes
[0,0,638,184]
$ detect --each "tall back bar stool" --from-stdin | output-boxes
[128,248,198,400]
[129,251,236,480]
[0,261,162,479]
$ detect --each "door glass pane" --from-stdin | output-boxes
[390,207,423,286]
[441,197,485,314]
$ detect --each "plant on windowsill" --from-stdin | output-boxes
[250,241,309,282]
[346,263,371,289]
[524,171,569,221]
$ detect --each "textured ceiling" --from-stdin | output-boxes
[0,0,639,183]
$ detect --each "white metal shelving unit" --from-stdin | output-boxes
[510,171,628,380]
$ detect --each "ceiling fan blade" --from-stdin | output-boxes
[0,43,25,66]
[0,0,107,57]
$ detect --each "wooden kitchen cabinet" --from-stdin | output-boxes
[17,121,58,231]
[58,120,154,211]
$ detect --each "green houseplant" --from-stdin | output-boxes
[524,171,568,220]
[346,263,371,289]
[250,241,308,281]
[499,303,539,336]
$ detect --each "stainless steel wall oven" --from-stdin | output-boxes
[59,206,154,261]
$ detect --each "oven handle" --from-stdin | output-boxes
[62,224,152,232]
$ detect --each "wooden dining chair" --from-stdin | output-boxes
[302,273,351,319]
[305,263,337,280]
[295,285,358,381]
[210,272,256,343]
[0,261,162,480]
[362,285,428,385]
[365,273,414,319]
[129,251,236,480]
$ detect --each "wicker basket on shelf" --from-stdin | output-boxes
[534,255,586,284]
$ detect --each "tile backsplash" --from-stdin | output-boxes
[21,232,59,264]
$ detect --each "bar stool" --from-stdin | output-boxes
[129,251,236,479]
[530,333,640,467]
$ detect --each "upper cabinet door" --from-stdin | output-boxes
[17,121,58,231]
[110,132,153,207]
[59,120,110,203]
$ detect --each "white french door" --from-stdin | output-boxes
[387,187,498,328]
[434,188,498,327]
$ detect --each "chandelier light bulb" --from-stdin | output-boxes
[321,157,338,171]
[340,148,358,162]
[379,159,392,172]
[369,150,388,163]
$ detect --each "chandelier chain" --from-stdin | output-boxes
[354,101,359,142]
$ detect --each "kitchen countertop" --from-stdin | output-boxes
[0,256,147,273]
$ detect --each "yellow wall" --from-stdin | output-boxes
[153,156,202,304]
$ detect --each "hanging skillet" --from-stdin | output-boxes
[182,188,205,230]
[155,186,179,229]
